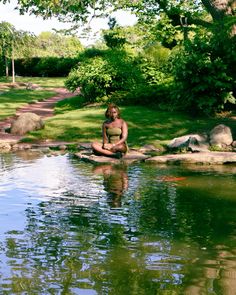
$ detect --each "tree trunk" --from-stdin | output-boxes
[201,0,236,35]
[11,47,15,84]
[5,56,9,77]
[202,0,236,19]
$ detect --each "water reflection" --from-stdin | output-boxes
[0,152,236,294]
[92,164,128,208]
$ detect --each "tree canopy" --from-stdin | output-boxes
[1,0,236,115]
[1,1,235,28]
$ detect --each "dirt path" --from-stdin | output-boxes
[0,88,76,143]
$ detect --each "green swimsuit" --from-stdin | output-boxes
[106,127,128,152]
[106,127,122,144]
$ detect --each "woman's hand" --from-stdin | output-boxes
[103,143,114,151]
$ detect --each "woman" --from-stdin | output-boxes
[92,104,128,158]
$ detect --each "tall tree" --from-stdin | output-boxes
[0,21,33,81]
[1,1,235,38]
[32,32,83,57]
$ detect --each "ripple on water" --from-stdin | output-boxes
[0,152,236,294]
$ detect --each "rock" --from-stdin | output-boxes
[78,142,92,150]
[26,83,42,90]
[10,112,44,135]
[146,152,236,165]
[11,143,32,150]
[59,145,67,150]
[210,124,233,148]
[168,134,209,152]
[138,144,160,153]
[232,140,236,148]
[74,150,150,165]
[0,142,11,152]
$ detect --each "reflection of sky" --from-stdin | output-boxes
[0,154,104,234]
[0,154,102,200]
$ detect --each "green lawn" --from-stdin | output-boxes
[0,77,235,148]
[0,77,65,119]
[0,76,66,88]
[26,97,236,148]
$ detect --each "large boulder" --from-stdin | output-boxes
[210,124,233,148]
[167,134,209,152]
[10,112,44,135]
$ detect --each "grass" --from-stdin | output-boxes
[25,97,236,149]
[0,76,66,88]
[0,76,235,148]
[0,77,66,119]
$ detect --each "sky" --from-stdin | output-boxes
[0,1,137,46]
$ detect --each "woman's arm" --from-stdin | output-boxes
[102,122,108,148]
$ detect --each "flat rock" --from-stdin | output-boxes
[75,150,149,164]
[146,152,236,165]
[32,141,77,148]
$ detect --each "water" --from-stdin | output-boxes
[0,151,236,294]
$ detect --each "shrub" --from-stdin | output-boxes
[13,57,79,77]
[65,49,144,103]
[171,36,235,115]
[107,79,173,109]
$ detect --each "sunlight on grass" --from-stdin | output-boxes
[1,77,235,147]
[24,103,236,148]
[14,77,66,88]
[0,88,55,119]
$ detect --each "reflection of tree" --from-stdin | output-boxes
[14,150,44,161]
[93,164,128,208]
[2,157,236,294]
[136,167,236,294]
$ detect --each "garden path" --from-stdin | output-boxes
[0,88,76,143]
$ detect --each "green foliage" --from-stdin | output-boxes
[65,49,144,103]
[0,55,5,76]
[107,79,173,109]
[65,56,113,102]
[171,35,235,115]
[103,29,127,48]
[14,57,79,77]
[153,14,179,49]
[32,32,83,57]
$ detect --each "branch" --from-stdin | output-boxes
[201,0,223,20]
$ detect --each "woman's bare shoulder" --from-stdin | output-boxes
[120,118,127,125]
[103,120,111,127]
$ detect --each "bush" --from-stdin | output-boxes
[65,49,144,103]
[107,79,173,109]
[171,36,235,115]
[13,57,79,77]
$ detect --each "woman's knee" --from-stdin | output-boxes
[92,142,102,152]
[91,142,98,149]
[112,144,127,153]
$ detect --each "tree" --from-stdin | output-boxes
[32,32,83,57]
[4,0,235,113]
[0,21,34,81]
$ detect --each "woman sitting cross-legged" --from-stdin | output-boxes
[91,104,128,158]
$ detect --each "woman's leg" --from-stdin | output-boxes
[91,142,117,157]
[111,143,127,154]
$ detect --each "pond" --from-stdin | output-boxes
[0,151,236,294]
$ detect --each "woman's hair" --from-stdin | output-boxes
[105,103,121,119]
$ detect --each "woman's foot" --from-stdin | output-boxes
[114,152,123,159]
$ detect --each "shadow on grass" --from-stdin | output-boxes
[122,106,236,145]
[25,105,236,147]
